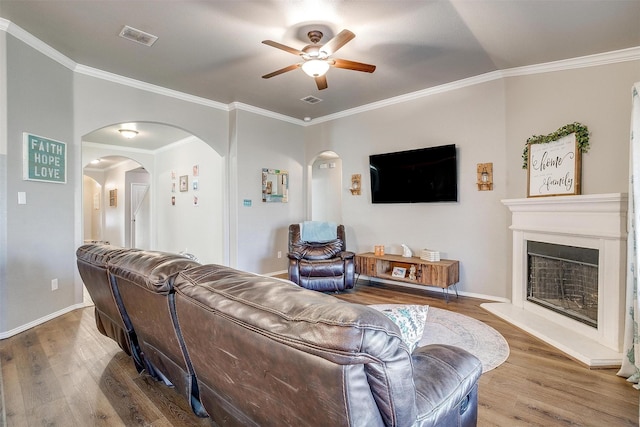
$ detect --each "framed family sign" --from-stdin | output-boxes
[523,122,589,198]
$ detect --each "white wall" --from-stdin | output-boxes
[155,137,224,264]
[101,159,140,247]
[82,175,102,241]
[311,156,343,223]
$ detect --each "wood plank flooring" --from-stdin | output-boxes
[1,280,638,426]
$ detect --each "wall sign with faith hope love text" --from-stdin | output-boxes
[23,133,67,184]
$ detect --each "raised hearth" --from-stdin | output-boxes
[483,193,627,367]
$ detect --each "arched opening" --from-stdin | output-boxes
[310,151,343,223]
[81,122,225,264]
[82,155,148,247]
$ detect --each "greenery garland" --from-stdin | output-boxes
[522,122,590,169]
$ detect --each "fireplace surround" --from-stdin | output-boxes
[483,193,627,367]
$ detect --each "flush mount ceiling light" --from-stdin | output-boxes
[119,129,138,139]
[90,158,101,164]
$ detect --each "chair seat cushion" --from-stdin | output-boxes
[298,258,345,277]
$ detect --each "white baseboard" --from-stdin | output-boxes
[0,302,90,340]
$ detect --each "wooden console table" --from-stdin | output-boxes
[354,252,460,300]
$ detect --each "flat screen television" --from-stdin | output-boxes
[369,144,457,203]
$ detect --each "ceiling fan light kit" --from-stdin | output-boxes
[301,59,330,77]
[262,29,375,90]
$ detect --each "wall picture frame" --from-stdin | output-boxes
[527,133,580,197]
[391,266,407,278]
[179,175,189,192]
[523,122,589,198]
[109,189,117,207]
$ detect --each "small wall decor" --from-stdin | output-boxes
[523,122,589,197]
[349,174,361,195]
[477,163,493,191]
[192,179,199,191]
[179,175,189,192]
[109,189,117,207]
[262,168,289,202]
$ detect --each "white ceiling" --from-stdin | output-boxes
[2,0,640,148]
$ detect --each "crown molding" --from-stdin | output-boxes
[312,70,505,125]
[74,64,229,111]
[501,46,640,78]
[229,102,306,126]
[310,46,640,125]
[2,19,76,70]
[1,19,638,126]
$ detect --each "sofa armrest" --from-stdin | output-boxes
[411,344,482,427]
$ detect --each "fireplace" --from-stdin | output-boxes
[483,193,627,367]
[527,241,599,328]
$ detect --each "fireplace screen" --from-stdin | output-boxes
[527,241,598,328]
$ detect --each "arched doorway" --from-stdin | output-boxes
[81,122,225,264]
[310,151,342,223]
[82,155,148,247]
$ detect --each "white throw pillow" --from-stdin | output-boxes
[379,305,429,352]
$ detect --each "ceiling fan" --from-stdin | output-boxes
[261,29,376,90]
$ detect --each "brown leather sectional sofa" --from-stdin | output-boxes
[77,244,482,426]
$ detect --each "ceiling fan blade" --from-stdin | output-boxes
[315,75,328,90]
[320,29,355,56]
[262,40,304,56]
[331,58,376,73]
[262,63,300,79]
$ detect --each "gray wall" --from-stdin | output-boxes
[305,79,509,299]
[304,60,639,300]
[505,62,638,198]
[3,34,75,332]
[234,110,305,273]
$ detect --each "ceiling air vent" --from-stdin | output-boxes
[300,95,323,105]
[119,25,158,47]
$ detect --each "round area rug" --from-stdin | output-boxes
[369,304,509,373]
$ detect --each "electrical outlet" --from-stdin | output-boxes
[277,251,282,259]
[51,278,58,291]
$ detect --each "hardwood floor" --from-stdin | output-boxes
[1,280,638,426]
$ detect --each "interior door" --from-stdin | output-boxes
[130,183,150,248]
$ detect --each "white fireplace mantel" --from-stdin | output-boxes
[483,193,628,367]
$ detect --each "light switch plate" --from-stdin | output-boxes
[18,192,26,204]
